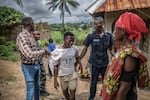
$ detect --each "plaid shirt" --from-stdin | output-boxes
[16,29,45,64]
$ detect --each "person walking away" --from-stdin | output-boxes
[16,17,50,100]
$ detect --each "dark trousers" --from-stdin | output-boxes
[88,66,107,100]
[40,64,46,91]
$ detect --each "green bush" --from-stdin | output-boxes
[73,30,88,45]
[0,36,18,61]
[38,39,49,47]
[50,31,63,44]
[50,30,88,45]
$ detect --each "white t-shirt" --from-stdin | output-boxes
[51,45,78,76]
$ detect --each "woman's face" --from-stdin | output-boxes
[113,27,122,40]
[64,35,74,48]
[113,26,124,49]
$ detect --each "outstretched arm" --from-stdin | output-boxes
[80,46,88,60]
[54,65,59,89]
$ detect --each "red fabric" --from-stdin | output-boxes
[100,45,149,100]
[115,12,148,43]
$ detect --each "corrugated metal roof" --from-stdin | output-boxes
[96,0,150,13]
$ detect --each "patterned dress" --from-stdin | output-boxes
[100,45,149,100]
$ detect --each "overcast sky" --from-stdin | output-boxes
[0,0,95,24]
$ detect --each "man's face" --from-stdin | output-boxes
[64,36,74,48]
[33,32,40,41]
[94,20,103,31]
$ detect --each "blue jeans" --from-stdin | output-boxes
[88,66,106,100]
[21,63,40,100]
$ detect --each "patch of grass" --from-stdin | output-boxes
[4,75,16,82]
[3,72,17,82]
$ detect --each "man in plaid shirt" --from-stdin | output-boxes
[16,17,50,100]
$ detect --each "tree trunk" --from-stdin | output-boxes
[61,3,65,35]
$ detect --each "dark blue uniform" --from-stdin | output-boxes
[83,31,113,100]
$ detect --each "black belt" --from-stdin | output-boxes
[23,62,38,65]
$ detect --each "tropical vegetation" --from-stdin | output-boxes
[0,6,24,27]
[46,0,80,33]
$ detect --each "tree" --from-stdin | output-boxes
[14,0,23,8]
[0,7,24,27]
[46,0,80,33]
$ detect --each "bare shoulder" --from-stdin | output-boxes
[124,56,136,72]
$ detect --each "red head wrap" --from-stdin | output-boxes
[115,12,148,43]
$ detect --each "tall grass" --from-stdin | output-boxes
[0,36,18,61]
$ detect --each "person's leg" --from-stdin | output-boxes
[40,64,46,91]
[69,78,77,100]
[100,67,107,81]
[34,64,40,100]
[70,90,76,100]
[48,58,53,76]
[39,64,49,96]
[60,77,70,100]
[88,66,100,100]
[21,64,36,100]
[62,89,70,100]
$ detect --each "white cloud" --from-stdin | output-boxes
[0,0,95,23]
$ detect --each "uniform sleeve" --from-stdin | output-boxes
[108,33,114,49]
[110,33,114,46]
[83,34,93,46]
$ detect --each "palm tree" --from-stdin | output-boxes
[15,0,23,8]
[46,0,80,33]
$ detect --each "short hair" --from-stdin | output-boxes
[94,16,104,22]
[49,38,53,43]
[33,31,40,35]
[22,17,33,26]
[64,32,74,39]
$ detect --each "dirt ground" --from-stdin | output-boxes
[0,48,150,100]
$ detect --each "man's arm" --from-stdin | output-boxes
[80,46,88,59]
[75,55,83,74]
[109,33,115,56]
[116,56,136,100]
[54,65,59,89]
[109,46,115,57]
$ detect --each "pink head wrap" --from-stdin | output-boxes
[115,12,148,43]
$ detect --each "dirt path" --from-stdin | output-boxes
[0,56,150,100]
[0,59,102,100]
